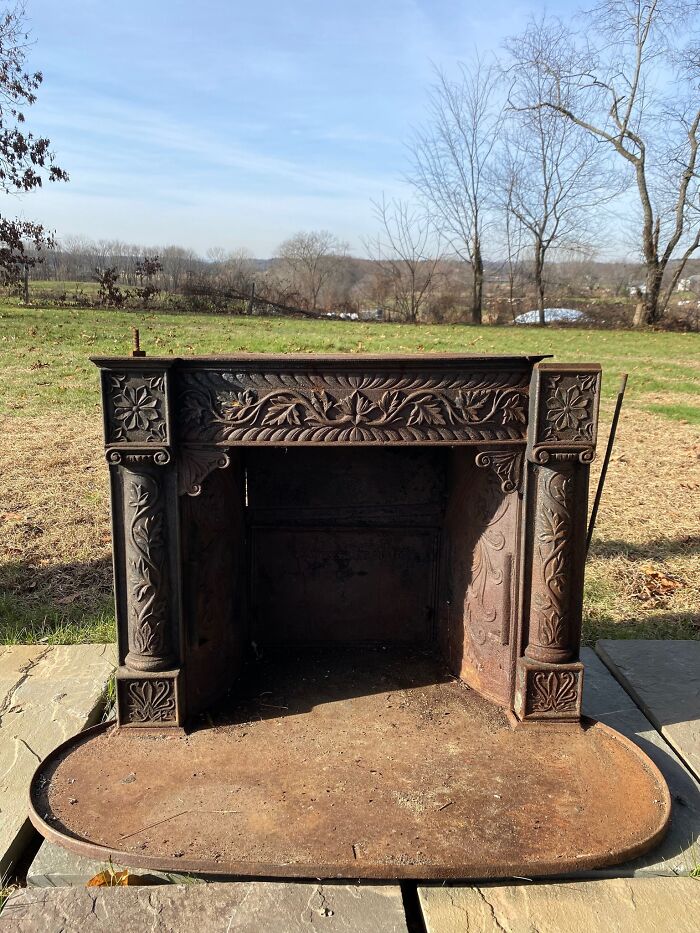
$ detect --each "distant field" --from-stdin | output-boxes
[16,279,101,295]
[0,303,698,648]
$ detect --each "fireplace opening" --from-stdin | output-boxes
[181,445,520,720]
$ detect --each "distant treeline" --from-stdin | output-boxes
[17,234,699,329]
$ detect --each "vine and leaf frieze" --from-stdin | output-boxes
[107,373,167,444]
[126,476,169,661]
[177,371,530,443]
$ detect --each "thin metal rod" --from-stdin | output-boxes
[131,327,146,357]
[586,373,628,555]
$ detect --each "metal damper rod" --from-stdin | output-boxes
[586,373,628,555]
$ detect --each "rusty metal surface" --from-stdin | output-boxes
[247,447,446,647]
[92,354,604,729]
[30,650,670,879]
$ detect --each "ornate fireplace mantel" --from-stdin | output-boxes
[28,350,672,881]
[91,353,602,728]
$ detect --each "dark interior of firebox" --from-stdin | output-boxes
[180,445,513,717]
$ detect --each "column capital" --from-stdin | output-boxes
[527,363,601,465]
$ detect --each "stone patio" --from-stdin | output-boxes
[597,639,700,781]
[1,639,698,930]
[0,644,117,876]
[417,877,700,933]
[1,881,409,932]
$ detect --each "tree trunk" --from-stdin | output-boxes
[534,241,546,325]
[635,266,663,326]
[471,239,483,325]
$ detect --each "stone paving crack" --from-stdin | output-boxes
[474,888,508,933]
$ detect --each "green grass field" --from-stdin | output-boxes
[1,304,698,417]
[1,303,698,647]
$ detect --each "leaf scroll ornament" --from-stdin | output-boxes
[178,370,531,444]
[127,478,168,659]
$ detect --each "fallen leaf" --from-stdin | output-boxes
[87,869,130,887]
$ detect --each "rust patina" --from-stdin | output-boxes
[29,353,671,877]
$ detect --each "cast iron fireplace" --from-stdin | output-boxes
[28,353,671,878]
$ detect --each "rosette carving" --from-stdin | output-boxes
[529,365,601,464]
[106,372,168,444]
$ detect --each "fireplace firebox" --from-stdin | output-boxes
[29,353,671,878]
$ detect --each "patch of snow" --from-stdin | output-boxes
[514,307,588,325]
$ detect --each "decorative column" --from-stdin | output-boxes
[515,363,601,722]
[96,359,184,728]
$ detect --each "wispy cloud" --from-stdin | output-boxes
[24,0,545,253]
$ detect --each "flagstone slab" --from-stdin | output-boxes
[26,839,210,888]
[1,881,408,932]
[597,639,700,781]
[0,644,117,875]
[418,877,700,933]
[581,647,700,876]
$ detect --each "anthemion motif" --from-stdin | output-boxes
[119,677,177,725]
[527,668,581,716]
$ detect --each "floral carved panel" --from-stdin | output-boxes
[529,365,601,463]
[105,372,168,445]
[176,370,530,444]
[530,467,574,657]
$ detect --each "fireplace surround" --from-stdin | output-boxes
[28,352,671,878]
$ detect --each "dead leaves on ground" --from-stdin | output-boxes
[631,564,686,608]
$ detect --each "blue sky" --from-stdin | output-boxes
[22,1,577,256]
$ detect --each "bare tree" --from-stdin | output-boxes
[364,197,443,322]
[502,177,526,321]
[410,58,501,324]
[222,248,257,295]
[503,20,612,323]
[509,2,700,325]
[275,230,347,311]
